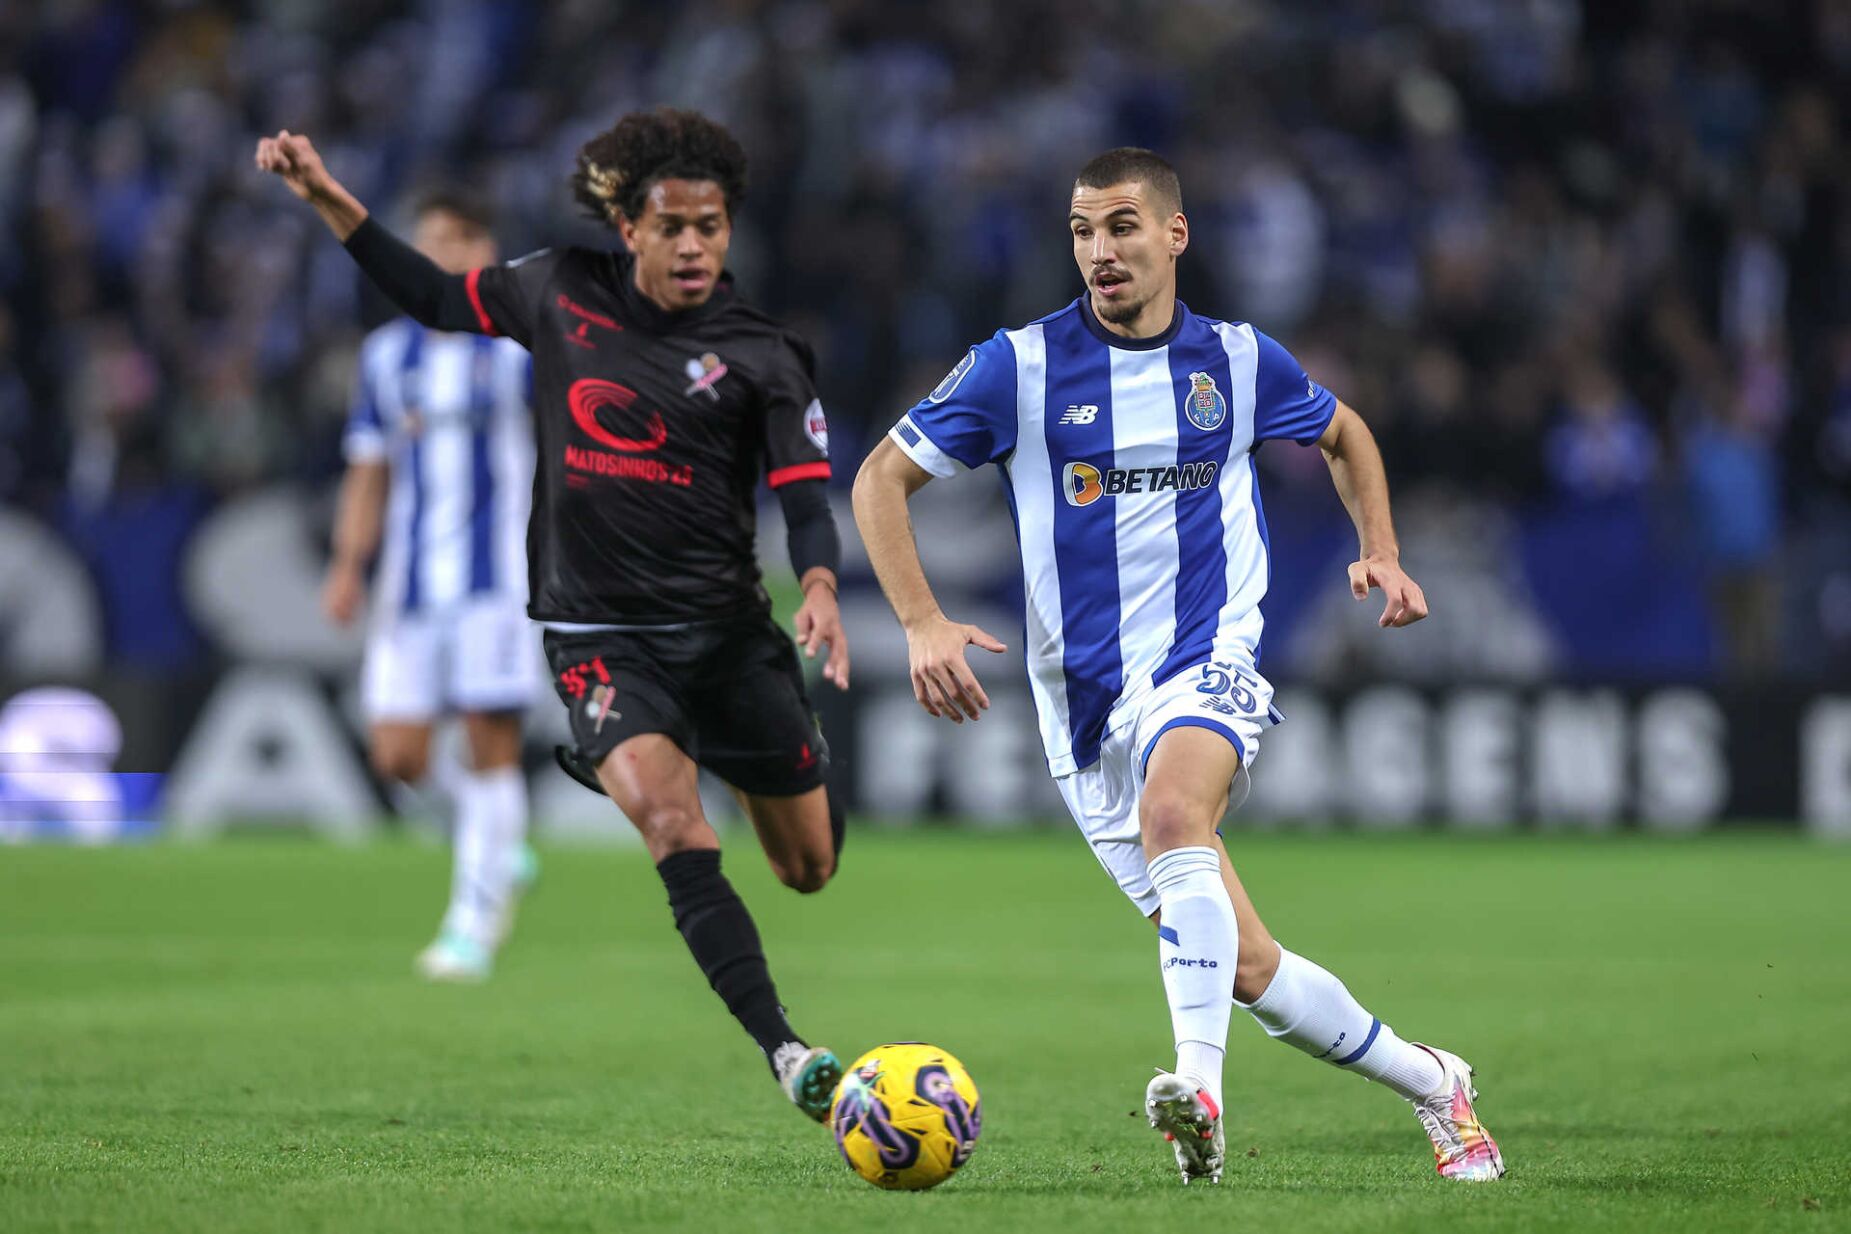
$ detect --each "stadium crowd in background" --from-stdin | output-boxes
[3,0,1849,678]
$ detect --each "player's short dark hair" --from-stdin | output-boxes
[1074,147,1183,214]
[572,107,749,226]
[411,185,496,234]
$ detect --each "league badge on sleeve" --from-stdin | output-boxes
[1183,371,1228,431]
[803,398,830,454]
[928,349,977,404]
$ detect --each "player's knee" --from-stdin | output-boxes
[1139,789,1217,853]
[371,745,428,784]
[774,851,834,894]
[1234,934,1282,1003]
[632,800,706,852]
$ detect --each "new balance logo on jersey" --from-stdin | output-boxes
[1059,404,1099,425]
[1062,459,1219,507]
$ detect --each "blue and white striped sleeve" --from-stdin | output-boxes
[890,334,1018,477]
[1251,329,1337,446]
[342,343,387,464]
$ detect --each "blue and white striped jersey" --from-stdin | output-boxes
[890,298,1335,776]
[344,319,534,620]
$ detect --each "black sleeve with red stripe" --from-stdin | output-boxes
[467,249,563,349]
[343,217,481,333]
[762,332,831,490]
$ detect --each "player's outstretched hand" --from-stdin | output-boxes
[253,130,336,204]
[1348,554,1429,628]
[905,616,1006,723]
[794,580,851,690]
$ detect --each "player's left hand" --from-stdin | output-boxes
[1349,554,1429,628]
[794,578,850,689]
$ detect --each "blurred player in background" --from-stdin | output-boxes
[322,189,538,984]
[259,108,851,1120]
[856,148,1504,1184]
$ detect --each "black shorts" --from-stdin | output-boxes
[544,616,827,797]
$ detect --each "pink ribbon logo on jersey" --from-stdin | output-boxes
[683,352,728,401]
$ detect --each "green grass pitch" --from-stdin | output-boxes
[3,829,1848,1232]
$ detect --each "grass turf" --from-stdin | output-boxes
[1,829,1848,1233]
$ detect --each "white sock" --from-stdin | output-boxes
[441,766,528,950]
[1149,845,1238,1110]
[1237,947,1444,1100]
[386,775,453,829]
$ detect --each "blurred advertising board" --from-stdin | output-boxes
[2,673,1847,840]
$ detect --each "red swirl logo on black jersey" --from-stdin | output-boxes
[568,379,667,452]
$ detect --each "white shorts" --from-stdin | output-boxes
[361,595,540,724]
[1055,659,1281,917]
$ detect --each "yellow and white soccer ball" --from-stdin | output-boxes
[830,1043,982,1190]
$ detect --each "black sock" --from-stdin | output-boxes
[657,848,802,1065]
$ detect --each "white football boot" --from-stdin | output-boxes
[772,1042,843,1123]
[1145,1071,1225,1184]
[414,931,492,983]
[1409,1044,1506,1181]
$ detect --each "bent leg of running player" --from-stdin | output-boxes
[1145,766,1500,1180]
[598,734,842,1120]
[735,786,835,893]
[1218,835,1502,1178]
[704,615,843,890]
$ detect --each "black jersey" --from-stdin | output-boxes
[465,247,831,625]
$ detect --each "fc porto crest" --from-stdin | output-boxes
[1183,371,1227,431]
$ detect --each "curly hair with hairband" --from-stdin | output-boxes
[571,107,748,226]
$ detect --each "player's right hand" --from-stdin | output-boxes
[321,562,365,627]
[905,616,1006,724]
[254,130,334,203]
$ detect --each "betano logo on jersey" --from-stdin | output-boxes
[1062,459,1219,507]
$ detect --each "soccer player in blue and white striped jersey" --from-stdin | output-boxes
[323,190,538,983]
[856,149,1504,1184]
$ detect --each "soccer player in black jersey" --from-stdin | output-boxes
[257,109,848,1119]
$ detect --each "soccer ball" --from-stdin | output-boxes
[830,1042,982,1190]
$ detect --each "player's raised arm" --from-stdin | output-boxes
[852,439,1006,723]
[1316,400,1429,628]
[254,129,367,236]
[253,130,487,334]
